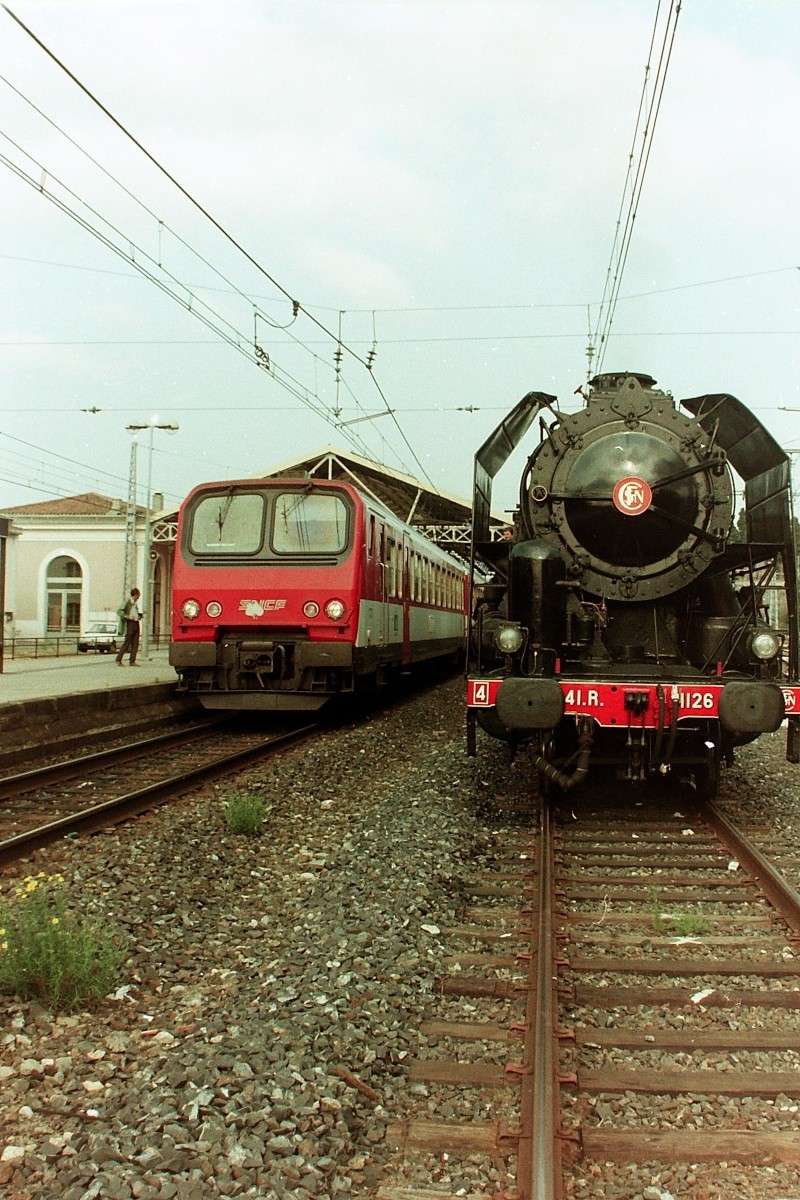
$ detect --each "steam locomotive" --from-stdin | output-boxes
[466,372,800,796]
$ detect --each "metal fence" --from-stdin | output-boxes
[2,632,167,660]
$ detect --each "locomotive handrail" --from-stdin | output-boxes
[648,504,725,548]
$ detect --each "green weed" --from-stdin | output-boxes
[648,889,710,936]
[0,873,123,1011]
[224,792,267,835]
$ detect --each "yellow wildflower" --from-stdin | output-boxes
[0,927,5,935]
[51,917,60,926]
[0,942,7,952]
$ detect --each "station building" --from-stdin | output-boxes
[0,491,172,644]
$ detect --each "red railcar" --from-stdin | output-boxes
[170,478,468,710]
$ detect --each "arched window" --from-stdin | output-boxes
[46,555,82,633]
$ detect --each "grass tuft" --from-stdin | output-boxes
[0,873,123,1011]
[648,888,710,937]
[224,792,267,835]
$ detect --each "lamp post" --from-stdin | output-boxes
[125,419,179,659]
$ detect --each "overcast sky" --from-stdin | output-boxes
[1,0,799,516]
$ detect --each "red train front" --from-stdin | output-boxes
[170,477,467,710]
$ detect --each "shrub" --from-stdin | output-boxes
[224,792,267,835]
[0,873,123,1011]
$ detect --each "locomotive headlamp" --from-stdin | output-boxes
[181,599,201,619]
[205,601,222,618]
[750,629,782,661]
[324,598,346,621]
[303,601,320,618]
[495,623,524,654]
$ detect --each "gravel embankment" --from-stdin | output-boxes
[0,678,502,1200]
[3,694,800,1200]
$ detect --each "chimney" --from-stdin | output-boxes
[152,492,164,512]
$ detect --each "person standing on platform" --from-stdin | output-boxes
[116,587,142,666]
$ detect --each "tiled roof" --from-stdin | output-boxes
[1,492,125,516]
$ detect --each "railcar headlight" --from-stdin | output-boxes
[324,598,346,621]
[181,599,201,620]
[303,601,320,618]
[205,601,222,618]
[750,629,781,661]
[494,623,524,654]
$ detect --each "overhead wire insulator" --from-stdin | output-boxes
[366,309,378,371]
[585,303,596,382]
[333,310,344,418]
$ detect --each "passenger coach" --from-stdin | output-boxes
[170,478,468,710]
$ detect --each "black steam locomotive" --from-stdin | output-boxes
[466,372,800,796]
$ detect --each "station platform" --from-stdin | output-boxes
[0,649,177,708]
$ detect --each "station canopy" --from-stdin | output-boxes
[154,446,509,551]
[260,446,507,551]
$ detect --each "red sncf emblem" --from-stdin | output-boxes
[612,475,652,516]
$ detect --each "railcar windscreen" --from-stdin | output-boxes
[271,492,349,554]
[189,492,264,553]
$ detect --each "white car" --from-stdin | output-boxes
[78,621,119,653]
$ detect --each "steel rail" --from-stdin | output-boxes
[0,718,226,799]
[518,801,561,1200]
[702,801,800,936]
[0,710,208,774]
[0,722,319,866]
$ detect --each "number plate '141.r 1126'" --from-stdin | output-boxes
[466,679,800,727]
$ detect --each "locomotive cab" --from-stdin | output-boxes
[170,480,361,710]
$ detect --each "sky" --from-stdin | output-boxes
[1,0,799,518]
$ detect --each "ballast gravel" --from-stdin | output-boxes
[3,691,800,1199]
[0,677,495,1200]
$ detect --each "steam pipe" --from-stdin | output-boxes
[531,717,593,790]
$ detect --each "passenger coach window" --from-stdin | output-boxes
[190,493,264,554]
[272,493,348,554]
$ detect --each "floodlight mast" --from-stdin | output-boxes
[125,420,179,659]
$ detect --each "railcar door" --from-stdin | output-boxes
[402,541,411,665]
[380,525,390,650]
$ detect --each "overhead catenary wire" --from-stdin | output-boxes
[0,76,398,470]
[3,328,800,347]
[3,62,397,465]
[0,475,129,508]
[2,252,796,313]
[3,5,434,487]
[0,401,792,415]
[0,72,347,392]
[594,0,683,373]
[0,431,185,506]
[0,121,352,435]
[592,0,663,353]
[0,138,383,464]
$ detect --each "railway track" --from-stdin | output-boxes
[381,791,800,1199]
[0,718,319,866]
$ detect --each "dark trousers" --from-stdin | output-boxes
[116,619,140,664]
